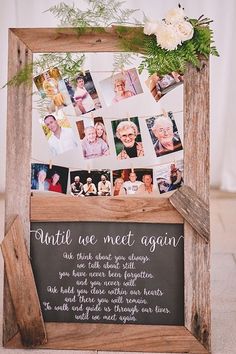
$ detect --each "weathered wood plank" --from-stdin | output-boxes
[30,193,183,223]
[11,27,143,53]
[4,28,33,346]
[169,185,210,243]
[5,324,208,353]
[1,216,47,347]
[184,60,210,350]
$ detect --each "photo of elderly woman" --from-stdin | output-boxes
[146,112,183,158]
[70,170,111,197]
[111,117,144,160]
[99,68,143,107]
[76,117,110,160]
[64,70,102,116]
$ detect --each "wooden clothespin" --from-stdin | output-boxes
[49,160,53,169]
[80,66,86,76]
[126,112,131,121]
[161,108,168,117]
[87,163,91,174]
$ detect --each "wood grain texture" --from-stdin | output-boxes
[3,27,210,353]
[30,193,183,223]
[1,216,47,347]
[4,29,33,346]
[5,324,208,353]
[11,27,143,53]
[169,185,210,243]
[184,60,210,351]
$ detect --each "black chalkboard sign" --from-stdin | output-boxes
[30,222,184,325]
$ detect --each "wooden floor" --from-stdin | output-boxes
[0,190,235,354]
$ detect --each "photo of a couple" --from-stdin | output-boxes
[76,117,109,160]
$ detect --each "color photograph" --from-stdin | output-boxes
[99,68,143,106]
[112,168,153,196]
[65,70,102,116]
[41,111,78,156]
[111,117,144,160]
[33,67,71,113]
[146,72,183,102]
[31,163,69,194]
[70,170,111,197]
[154,160,184,194]
[76,116,109,160]
[146,112,183,158]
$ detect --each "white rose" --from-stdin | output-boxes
[155,23,182,51]
[174,21,194,42]
[144,20,159,35]
[165,7,185,25]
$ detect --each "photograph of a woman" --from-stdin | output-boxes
[99,68,143,107]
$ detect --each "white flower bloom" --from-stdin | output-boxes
[174,21,194,42]
[165,7,185,25]
[155,22,182,51]
[144,20,159,35]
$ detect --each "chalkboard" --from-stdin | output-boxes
[30,222,184,326]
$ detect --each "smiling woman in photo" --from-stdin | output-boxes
[115,120,144,160]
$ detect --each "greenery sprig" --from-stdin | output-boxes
[3,1,219,87]
[3,53,86,88]
[46,0,140,32]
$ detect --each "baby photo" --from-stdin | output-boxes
[146,112,183,158]
[33,67,71,114]
[31,163,69,194]
[40,111,78,156]
[70,170,111,197]
[111,117,144,160]
[99,68,143,106]
[112,168,153,196]
[76,116,110,160]
[64,70,102,116]
[146,72,184,102]
[154,160,184,194]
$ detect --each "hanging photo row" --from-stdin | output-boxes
[31,159,184,197]
[36,110,182,159]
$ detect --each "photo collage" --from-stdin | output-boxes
[32,60,184,197]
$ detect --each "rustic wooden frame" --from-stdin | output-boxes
[3,27,210,353]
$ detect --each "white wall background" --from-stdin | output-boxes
[0,0,236,192]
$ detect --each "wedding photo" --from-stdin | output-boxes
[33,67,71,113]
